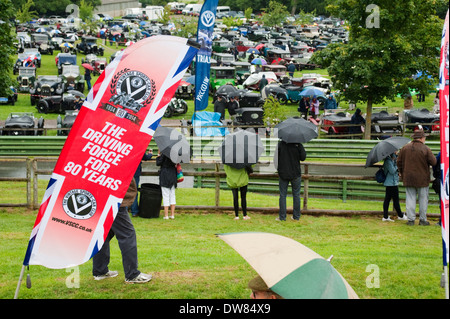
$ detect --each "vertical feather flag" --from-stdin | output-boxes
[438,10,449,298]
[22,36,198,269]
[194,0,218,111]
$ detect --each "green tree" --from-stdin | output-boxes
[311,0,442,139]
[0,0,15,97]
[16,0,38,24]
[263,95,288,126]
[261,0,290,27]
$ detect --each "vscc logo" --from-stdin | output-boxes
[201,10,215,27]
[62,189,97,220]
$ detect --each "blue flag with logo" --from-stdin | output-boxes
[194,0,218,111]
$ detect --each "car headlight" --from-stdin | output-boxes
[37,88,41,92]
[51,88,54,92]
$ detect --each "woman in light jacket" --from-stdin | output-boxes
[382,152,407,222]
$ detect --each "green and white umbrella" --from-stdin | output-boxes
[218,232,358,299]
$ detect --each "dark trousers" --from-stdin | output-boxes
[92,206,140,280]
[383,186,403,218]
[231,186,247,217]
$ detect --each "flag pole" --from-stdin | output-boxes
[14,265,26,299]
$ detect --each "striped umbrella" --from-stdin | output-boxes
[218,232,358,299]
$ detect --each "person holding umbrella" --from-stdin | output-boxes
[382,152,407,222]
[156,151,178,220]
[85,67,92,92]
[224,164,252,220]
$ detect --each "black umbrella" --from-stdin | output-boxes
[153,126,190,163]
[275,117,318,144]
[364,136,410,167]
[218,129,264,169]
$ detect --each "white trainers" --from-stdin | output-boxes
[398,215,408,220]
[382,217,394,222]
[234,216,239,220]
[125,273,152,284]
[243,216,250,220]
[163,216,169,220]
[94,270,118,281]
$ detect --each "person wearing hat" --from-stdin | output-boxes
[248,275,283,299]
[324,94,337,110]
[397,128,437,225]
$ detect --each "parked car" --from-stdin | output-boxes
[233,107,265,130]
[56,53,77,74]
[76,36,104,56]
[16,67,36,93]
[0,87,18,106]
[23,48,41,67]
[210,66,236,93]
[1,112,44,136]
[231,61,251,85]
[57,110,79,135]
[30,75,64,105]
[371,111,402,136]
[93,57,107,75]
[60,65,85,92]
[36,93,82,114]
[31,33,53,55]
[403,108,440,133]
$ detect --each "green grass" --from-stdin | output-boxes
[0,204,445,299]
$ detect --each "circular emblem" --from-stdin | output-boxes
[201,10,215,28]
[115,70,152,104]
[62,189,97,220]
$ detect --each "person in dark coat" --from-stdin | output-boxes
[85,68,92,91]
[259,74,268,91]
[274,140,307,221]
[156,152,177,219]
[214,95,227,121]
[349,108,365,137]
[298,96,310,119]
[287,61,296,77]
[131,150,153,217]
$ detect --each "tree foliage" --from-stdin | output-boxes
[0,0,15,97]
[311,0,443,139]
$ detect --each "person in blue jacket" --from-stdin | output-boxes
[382,152,408,222]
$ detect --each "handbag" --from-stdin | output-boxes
[375,167,386,183]
[176,163,184,183]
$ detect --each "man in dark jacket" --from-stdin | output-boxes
[274,140,307,221]
[214,95,227,121]
[397,129,437,225]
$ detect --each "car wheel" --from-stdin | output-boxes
[164,106,173,118]
[37,100,49,114]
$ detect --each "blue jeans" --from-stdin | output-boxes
[279,176,302,220]
[130,175,140,216]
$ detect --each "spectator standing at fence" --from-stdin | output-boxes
[156,152,178,220]
[298,96,310,119]
[310,96,320,119]
[224,165,252,220]
[274,140,307,221]
[382,152,407,222]
[214,95,227,121]
[349,108,365,137]
[324,94,337,110]
[397,129,437,226]
[130,150,153,217]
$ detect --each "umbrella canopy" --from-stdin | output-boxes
[275,117,318,143]
[218,129,264,169]
[81,63,94,71]
[68,90,85,98]
[215,84,238,97]
[247,48,260,54]
[60,42,73,48]
[218,232,358,299]
[298,86,326,97]
[251,57,267,65]
[185,75,195,85]
[153,126,190,164]
[255,43,265,50]
[365,136,410,167]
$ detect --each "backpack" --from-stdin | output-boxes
[375,167,386,183]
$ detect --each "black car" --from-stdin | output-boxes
[60,65,85,92]
[0,87,18,106]
[56,53,77,75]
[57,110,79,135]
[1,112,44,136]
[30,33,54,55]
[16,67,36,93]
[232,107,265,129]
[36,93,82,114]
[30,75,64,105]
[76,36,104,56]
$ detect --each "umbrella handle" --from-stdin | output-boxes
[327,255,334,262]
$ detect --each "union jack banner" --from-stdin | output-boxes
[22,36,198,269]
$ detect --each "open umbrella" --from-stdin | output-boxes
[251,57,267,65]
[275,117,318,143]
[153,126,190,163]
[365,136,410,167]
[60,42,73,49]
[81,63,94,71]
[247,48,259,54]
[218,232,359,299]
[218,129,264,169]
[298,86,326,97]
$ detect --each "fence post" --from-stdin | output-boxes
[26,158,32,209]
[214,162,220,210]
[342,180,347,202]
[303,164,308,210]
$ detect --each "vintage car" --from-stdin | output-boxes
[231,61,251,85]
[13,52,39,74]
[76,36,104,56]
[319,112,355,135]
[81,53,97,65]
[233,107,265,129]
[1,112,44,136]
[212,52,235,66]
[403,108,440,133]
[371,111,402,136]
[93,57,107,75]
[0,87,18,106]
[175,80,194,99]
[56,53,77,74]
[210,66,236,93]
[261,84,289,104]
[16,67,36,93]
[262,64,287,81]
[57,110,79,136]
[23,48,42,67]
[214,84,265,108]
[60,65,85,92]
[31,33,54,55]
[36,92,82,114]
[30,75,64,105]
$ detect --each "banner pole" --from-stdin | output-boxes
[14,265,26,299]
